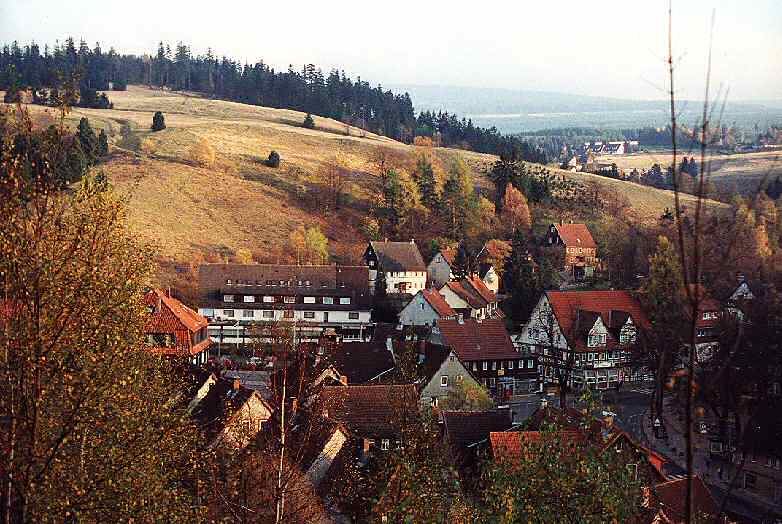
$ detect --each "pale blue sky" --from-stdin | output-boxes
[1,0,780,101]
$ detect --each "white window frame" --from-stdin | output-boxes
[263,296,274,303]
[303,311,315,319]
[243,295,254,303]
[340,297,351,305]
[284,296,296,304]
[482,361,488,371]
[381,439,390,451]
[508,360,514,370]
[243,310,254,318]
[303,297,316,304]
[322,297,334,305]
[224,294,235,303]
[440,375,448,387]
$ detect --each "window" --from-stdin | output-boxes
[323,297,334,305]
[745,472,757,490]
[263,310,274,319]
[284,296,296,304]
[492,361,497,371]
[224,294,235,302]
[441,375,449,387]
[348,312,359,320]
[430,397,438,407]
[226,279,232,285]
[263,296,274,303]
[508,360,514,370]
[265,280,273,286]
[283,310,294,319]
[303,296,316,304]
[243,295,254,303]
[340,297,351,305]
[489,378,496,387]
[381,439,390,451]
[472,362,478,371]
[224,309,235,318]
[457,374,464,382]
[527,359,534,369]
[519,359,524,368]
[304,312,315,319]
[243,310,254,318]
[588,333,606,347]
[588,353,594,362]
[482,361,488,371]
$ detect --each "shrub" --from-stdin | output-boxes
[189,138,216,168]
[266,150,280,168]
[151,111,166,131]
[97,129,109,157]
[302,113,315,129]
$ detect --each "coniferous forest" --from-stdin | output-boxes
[0,38,547,162]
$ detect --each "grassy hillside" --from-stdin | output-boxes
[3,86,725,263]
[604,149,781,195]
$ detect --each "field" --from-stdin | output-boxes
[603,149,781,195]
[2,86,725,262]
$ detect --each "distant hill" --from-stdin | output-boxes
[391,85,782,133]
[2,86,723,263]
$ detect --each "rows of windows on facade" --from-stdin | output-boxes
[223,294,351,305]
[472,359,536,372]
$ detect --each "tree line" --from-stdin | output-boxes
[0,38,546,161]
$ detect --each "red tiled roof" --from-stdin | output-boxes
[437,318,518,361]
[490,430,587,463]
[546,290,650,349]
[465,274,497,304]
[421,289,456,318]
[555,223,597,249]
[144,289,209,356]
[145,289,208,333]
[444,281,486,310]
[653,476,719,522]
[321,384,419,439]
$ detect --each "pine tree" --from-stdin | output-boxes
[77,117,98,162]
[502,230,540,321]
[97,129,109,157]
[151,111,166,131]
[413,155,439,210]
[302,112,315,129]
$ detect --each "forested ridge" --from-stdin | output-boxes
[0,38,546,162]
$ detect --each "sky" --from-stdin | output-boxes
[1,0,780,102]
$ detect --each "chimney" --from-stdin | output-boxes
[339,375,348,385]
[233,377,241,390]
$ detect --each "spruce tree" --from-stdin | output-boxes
[77,117,97,162]
[97,129,109,157]
[302,112,315,129]
[414,155,439,210]
[151,111,166,131]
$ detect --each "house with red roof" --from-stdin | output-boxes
[517,290,650,390]
[398,288,457,327]
[545,222,599,280]
[439,275,502,321]
[435,318,538,398]
[144,288,210,364]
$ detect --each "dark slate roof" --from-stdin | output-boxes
[326,341,396,384]
[437,318,518,361]
[191,375,269,441]
[443,410,514,449]
[198,264,371,309]
[369,240,426,272]
[321,384,419,439]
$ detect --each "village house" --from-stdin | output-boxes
[320,384,419,458]
[143,288,211,364]
[364,239,427,294]
[442,409,515,469]
[518,290,650,390]
[398,288,457,327]
[544,222,599,280]
[417,344,483,409]
[323,339,397,385]
[721,447,782,513]
[439,275,502,321]
[197,264,373,345]
[435,318,538,398]
[478,262,500,294]
[189,374,274,449]
[426,248,456,289]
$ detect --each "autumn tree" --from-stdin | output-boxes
[502,185,532,234]
[441,157,480,240]
[289,225,329,264]
[481,429,644,523]
[0,109,203,522]
[440,380,494,411]
[413,154,439,210]
[483,238,512,281]
[373,168,421,239]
